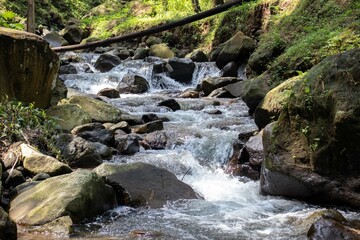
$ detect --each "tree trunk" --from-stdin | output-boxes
[191,0,201,13]
[27,0,35,33]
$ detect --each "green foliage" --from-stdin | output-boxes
[0,10,24,30]
[0,97,61,158]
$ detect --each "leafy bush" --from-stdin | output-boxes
[0,10,24,30]
[0,97,61,158]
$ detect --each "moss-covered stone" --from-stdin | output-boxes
[149,43,175,59]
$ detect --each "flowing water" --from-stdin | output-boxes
[21,54,360,240]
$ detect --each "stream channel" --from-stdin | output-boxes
[21,53,360,240]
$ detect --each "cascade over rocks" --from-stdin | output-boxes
[260,49,360,208]
[0,27,59,108]
[9,170,117,226]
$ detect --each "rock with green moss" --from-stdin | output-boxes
[9,170,116,226]
[216,31,255,69]
[59,95,124,123]
[46,104,92,132]
[261,49,360,209]
[0,27,59,108]
[254,75,301,129]
[149,43,175,59]
[21,144,72,177]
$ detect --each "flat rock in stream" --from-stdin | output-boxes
[100,162,200,208]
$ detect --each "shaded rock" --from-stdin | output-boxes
[51,78,68,106]
[208,88,233,98]
[2,169,26,188]
[120,114,144,126]
[245,131,264,166]
[254,75,300,129]
[248,42,284,75]
[260,49,360,208]
[94,53,121,72]
[131,120,164,134]
[157,99,181,111]
[59,25,83,44]
[0,27,59,108]
[133,48,150,60]
[21,144,72,177]
[117,75,149,94]
[117,49,131,60]
[46,104,92,132]
[59,95,124,123]
[43,31,68,47]
[149,43,175,59]
[105,162,199,208]
[55,134,102,168]
[9,170,117,225]
[189,50,208,62]
[201,77,240,96]
[178,89,200,98]
[90,142,114,160]
[168,57,195,84]
[59,64,77,75]
[308,218,360,240]
[146,36,162,46]
[97,88,120,98]
[115,135,140,155]
[221,62,239,77]
[0,206,17,240]
[32,173,51,181]
[142,113,160,123]
[143,131,167,149]
[71,123,114,146]
[216,31,255,69]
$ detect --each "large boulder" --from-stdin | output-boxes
[216,31,255,69]
[260,49,360,208]
[201,77,240,96]
[254,76,301,129]
[100,162,199,208]
[94,53,121,72]
[59,95,124,123]
[9,170,117,225]
[0,27,59,108]
[117,75,149,94]
[59,25,83,44]
[0,206,17,240]
[21,144,72,177]
[168,57,196,84]
[46,104,92,132]
[149,43,175,59]
[43,32,68,47]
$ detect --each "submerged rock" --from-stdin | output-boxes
[9,170,116,225]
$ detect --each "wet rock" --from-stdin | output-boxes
[59,25,83,44]
[55,133,102,168]
[189,50,208,62]
[307,218,360,240]
[46,104,92,132]
[131,120,164,134]
[178,89,200,98]
[143,131,167,149]
[90,142,114,160]
[109,121,131,133]
[221,62,239,77]
[120,114,144,126]
[117,48,131,60]
[115,135,140,155]
[133,48,150,60]
[97,88,120,98]
[157,99,181,111]
[149,43,175,59]
[238,130,257,143]
[142,113,160,123]
[94,53,121,72]
[152,61,171,74]
[117,74,149,94]
[43,31,68,47]
[59,95,124,123]
[21,144,72,177]
[201,77,240,96]
[0,206,17,240]
[260,49,360,208]
[168,57,196,84]
[216,31,255,69]
[208,88,233,98]
[59,64,77,75]
[71,123,115,146]
[0,27,59,108]
[29,216,73,237]
[205,109,222,115]
[105,162,199,208]
[245,131,264,166]
[9,170,117,225]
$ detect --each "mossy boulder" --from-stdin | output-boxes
[215,31,255,69]
[149,43,175,59]
[0,27,59,108]
[59,96,124,123]
[9,170,116,225]
[46,104,92,131]
[260,49,360,208]
[254,75,301,129]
